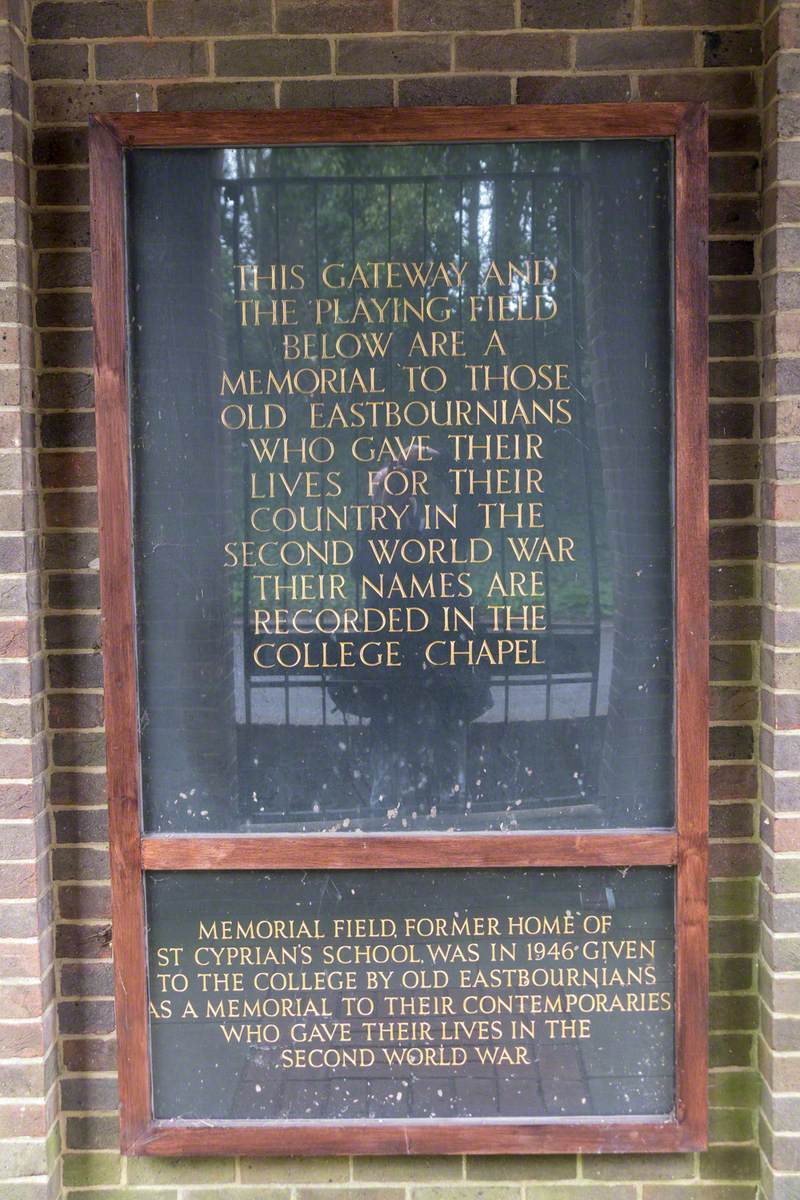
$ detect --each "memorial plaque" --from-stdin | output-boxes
[90,104,709,1156]
[147,869,675,1121]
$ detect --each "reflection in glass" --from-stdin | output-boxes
[127,139,674,834]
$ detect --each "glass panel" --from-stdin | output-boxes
[127,139,674,833]
[146,867,675,1121]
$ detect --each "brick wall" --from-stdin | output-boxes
[0,1,60,1199]
[759,1,800,1197]
[0,0,767,1197]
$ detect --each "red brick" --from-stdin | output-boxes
[725,439,764,500]
[710,196,760,235]
[51,731,105,767]
[34,83,155,124]
[0,975,41,1020]
[41,412,96,449]
[576,30,694,69]
[710,725,754,762]
[29,43,89,81]
[704,29,762,67]
[61,1074,119,1112]
[643,0,758,22]
[32,211,90,250]
[709,240,755,277]
[0,1101,47,1138]
[32,1,148,39]
[765,815,800,852]
[0,1019,44,1058]
[710,480,753,518]
[339,34,450,74]
[59,998,115,1035]
[43,491,98,529]
[711,641,754,681]
[55,807,108,844]
[712,839,760,874]
[279,0,391,33]
[279,78,392,108]
[154,0,272,35]
[0,619,29,658]
[710,770,757,810]
[767,482,800,521]
[37,252,91,288]
[35,170,91,210]
[62,1036,117,1073]
[216,37,331,77]
[523,0,633,25]
[711,604,760,641]
[399,0,514,30]
[0,940,44,979]
[158,81,276,110]
[57,883,111,920]
[50,772,106,807]
[56,922,112,960]
[45,616,101,653]
[399,75,511,105]
[710,279,760,316]
[518,74,631,103]
[455,32,569,71]
[60,961,114,997]
[39,451,97,488]
[639,70,758,109]
[48,651,103,688]
[0,781,36,817]
[710,114,762,153]
[65,1113,119,1149]
[47,572,100,611]
[713,531,758,566]
[710,685,758,722]
[38,372,94,410]
[95,40,209,80]
[33,129,88,167]
[766,7,800,58]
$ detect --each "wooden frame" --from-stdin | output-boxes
[89,103,709,1158]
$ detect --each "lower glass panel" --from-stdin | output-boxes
[145,867,675,1121]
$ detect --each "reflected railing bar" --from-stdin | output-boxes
[567,178,603,725]
[219,170,593,188]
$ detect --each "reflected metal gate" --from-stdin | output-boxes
[219,162,606,829]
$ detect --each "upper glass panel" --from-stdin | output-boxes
[127,138,674,834]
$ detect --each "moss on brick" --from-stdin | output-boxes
[185,1190,290,1200]
[709,1107,757,1143]
[62,1152,122,1187]
[708,1068,761,1109]
[65,1192,177,1200]
[699,1146,761,1180]
[410,1189,521,1200]
[583,1155,697,1182]
[465,1157,577,1181]
[354,1157,463,1181]
[240,1157,350,1184]
[710,879,757,918]
[526,1190,637,1200]
[125,1157,236,1186]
